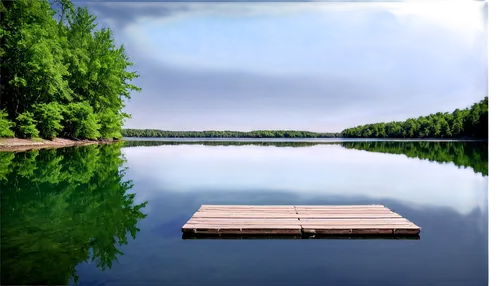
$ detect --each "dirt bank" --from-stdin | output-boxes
[0,138,118,152]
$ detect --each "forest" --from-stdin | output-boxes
[341,97,488,139]
[122,97,487,139]
[121,129,342,138]
[0,0,139,140]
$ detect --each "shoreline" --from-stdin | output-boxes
[123,137,487,142]
[0,138,120,152]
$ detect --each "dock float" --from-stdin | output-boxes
[182,205,420,237]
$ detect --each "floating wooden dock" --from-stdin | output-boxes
[182,205,420,237]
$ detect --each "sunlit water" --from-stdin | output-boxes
[0,140,488,285]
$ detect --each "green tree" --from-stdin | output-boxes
[121,129,342,138]
[0,0,140,141]
[16,111,39,138]
[341,97,487,139]
[0,0,71,118]
[33,102,64,139]
[98,109,126,139]
[61,102,101,140]
[0,109,15,137]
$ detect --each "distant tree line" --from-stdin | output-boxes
[0,0,139,140]
[121,97,488,140]
[341,97,488,139]
[121,129,342,138]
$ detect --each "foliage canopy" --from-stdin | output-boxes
[0,0,139,139]
[341,97,488,139]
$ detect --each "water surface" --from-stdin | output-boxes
[0,140,488,285]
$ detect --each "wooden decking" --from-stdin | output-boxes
[182,205,421,237]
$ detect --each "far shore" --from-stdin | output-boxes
[0,136,487,152]
[0,138,119,152]
[123,137,487,142]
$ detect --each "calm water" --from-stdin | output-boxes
[0,140,488,285]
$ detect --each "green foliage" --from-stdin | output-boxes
[341,97,488,139]
[0,109,15,137]
[15,111,39,138]
[0,0,139,140]
[0,143,148,284]
[123,94,488,140]
[61,102,101,140]
[98,110,125,139]
[121,129,342,138]
[33,102,64,139]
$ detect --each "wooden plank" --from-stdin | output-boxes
[296,209,395,214]
[183,234,303,239]
[183,225,301,229]
[198,207,296,210]
[194,214,400,218]
[300,219,413,226]
[197,210,298,213]
[192,213,300,218]
[394,229,421,235]
[187,219,300,225]
[298,214,402,219]
[182,204,421,237]
[299,218,411,222]
[184,222,302,226]
[187,218,300,222]
[200,205,295,209]
[217,229,302,235]
[300,224,420,229]
[303,228,396,235]
[186,219,417,226]
[303,228,420,235]
[182,224,302,235]
[199,207,295,210]
[198,209,296,212]
[186,220,301,225]
[197,210,297,213]
[294,205,386,209]
[198,209,297,214]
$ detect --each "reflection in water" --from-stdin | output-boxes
[0,140,488,285]
[0,144,148,285]
[124,140,321,148]
[125,140,488,176]
[341,141,488,176]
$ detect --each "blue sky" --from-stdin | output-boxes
[86,1,487,132]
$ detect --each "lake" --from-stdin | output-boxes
[0,139,488,285]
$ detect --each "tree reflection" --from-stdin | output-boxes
[341,141,488,176]
[124,140,320,148]
[0,143,148,285]
[125,140,488,176]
